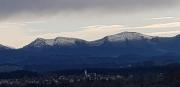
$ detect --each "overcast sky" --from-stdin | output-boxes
[0,0,180,48]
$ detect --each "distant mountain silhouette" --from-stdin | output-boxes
[22,32,180,56]
[0,32,180,72]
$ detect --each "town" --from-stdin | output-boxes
[0,67,179,87]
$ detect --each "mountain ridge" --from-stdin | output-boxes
[0,32,180,71]
[23,32,156,48]
[1,32,179,49]
[0,44,12,50]
[21,32,180,49]
[19,32,180,56]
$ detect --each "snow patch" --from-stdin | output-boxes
[31,37,79,47]
[107,32,153,42]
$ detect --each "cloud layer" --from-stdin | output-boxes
[0,0,180,20]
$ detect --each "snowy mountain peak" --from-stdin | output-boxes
[0,44,11,50]
[28,37,84,48]
[26,32,155,48]
[30,38,48,47]
[54,37,80,46]
[107,32,153,42]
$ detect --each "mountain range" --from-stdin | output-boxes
[0,32,180,72]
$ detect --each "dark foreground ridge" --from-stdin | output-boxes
[0,64,180,87]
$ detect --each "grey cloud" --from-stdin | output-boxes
[0,0,179,20]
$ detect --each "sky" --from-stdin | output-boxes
[0,0,180,48]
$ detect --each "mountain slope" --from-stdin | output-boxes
[106,32,153,42]
[24,37,88,49]
[21,32,180,56]
[0,44,11,50]
[0,32,180,71]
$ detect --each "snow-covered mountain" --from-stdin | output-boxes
[25,37,87,48]
[0,44,11,50]
[1,32,180,71]
[106,32,153,42]
[24,32,155,48]
[89,32,154,46]
[22,32,179,55]
[21,32,174,56]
